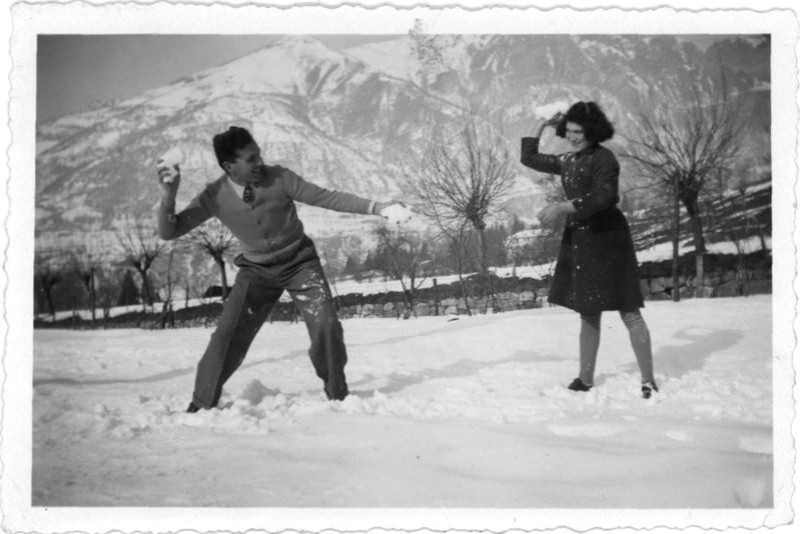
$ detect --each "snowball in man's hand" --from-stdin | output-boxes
[157,147,184,183]
[381,203,414,226]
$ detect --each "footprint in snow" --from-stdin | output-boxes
[664,430,693,442]
[547,423,625,437]
[737,433,772,455]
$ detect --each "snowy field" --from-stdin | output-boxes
[25,294,790,531]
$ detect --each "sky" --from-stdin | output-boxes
[36,33,744,125]
[36,35,396,124]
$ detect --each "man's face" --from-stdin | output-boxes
[223,142,264,184]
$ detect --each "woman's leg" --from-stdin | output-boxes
[578,313,602,386]
[620,309,655,384]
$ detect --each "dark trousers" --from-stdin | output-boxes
[192,249,348,408]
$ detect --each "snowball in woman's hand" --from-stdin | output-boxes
[381,204,414,226]
[534,101,568,119]
[537,204,566,232]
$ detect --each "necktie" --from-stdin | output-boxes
[242,184,254,204]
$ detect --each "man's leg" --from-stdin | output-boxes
[191,270,281,409]
[286,261,349,400]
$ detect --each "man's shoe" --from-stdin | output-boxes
[567,378,593,392]
[642,380,659,399]
[324,381,349,401]
[186,401,201,413]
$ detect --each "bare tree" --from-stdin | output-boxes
[622,68,748,291]
[704,167,770,295]
[116,218,166,308]
[371,225,431,317]
[150,243,183,328]
[34,251,65,319]
[431,220,474,316]
[67,244,109,328]
[95,265,122,328]
[179,219,237,301]
[409,114,515,311]
[407,18,445,88]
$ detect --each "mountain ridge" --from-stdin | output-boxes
[36,34,770,269]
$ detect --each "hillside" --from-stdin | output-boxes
[626,178,771,253]
[35,34,771,273]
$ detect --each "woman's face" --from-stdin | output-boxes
[565,121,590,152]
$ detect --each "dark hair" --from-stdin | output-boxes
[212,126,255,170]
[555,101,615,143]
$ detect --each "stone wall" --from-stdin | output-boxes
[641,268,771,301]
[334,267,772,319]
[34,262,771,329]
[335,289,543,319]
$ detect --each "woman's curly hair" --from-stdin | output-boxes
[555,101,615,143]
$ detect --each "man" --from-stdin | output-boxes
[157,126,400,412]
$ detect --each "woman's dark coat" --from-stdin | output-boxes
[520,137,644,314]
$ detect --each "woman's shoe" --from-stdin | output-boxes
[568,378,593,392]
[641,380,659,399]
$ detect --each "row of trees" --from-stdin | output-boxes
[33,210,547,323]
[407,27,765,303]
[621,68,760,300]
[34,217,238,324]
[354,219,555,317]
[35,46,766,321]
[384,81,759,310]
[342,217,528,280]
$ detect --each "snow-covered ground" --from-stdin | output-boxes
[24,294,791,531]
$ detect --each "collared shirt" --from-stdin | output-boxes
[226,176,247,201]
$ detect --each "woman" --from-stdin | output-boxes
[520,101,657,399]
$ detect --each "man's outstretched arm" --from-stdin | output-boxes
[281,168,403,216]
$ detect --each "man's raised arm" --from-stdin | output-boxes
[156,158,212,240]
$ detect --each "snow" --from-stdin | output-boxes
[61,204,102,221]
[157,147,184,183]
[35,139,58,155]
[636,235,771,262]
[380,203,415,225]
[95,130,121,148]
[579,39,633,60]
[28,294,784,529]
[157,146,184,168]
[533,101,569,119]
[195,37,357,97]
[345,38,417,81]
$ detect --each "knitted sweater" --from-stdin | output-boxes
[158,165,374,264]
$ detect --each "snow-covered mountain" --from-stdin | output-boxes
[35,34,769,258]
